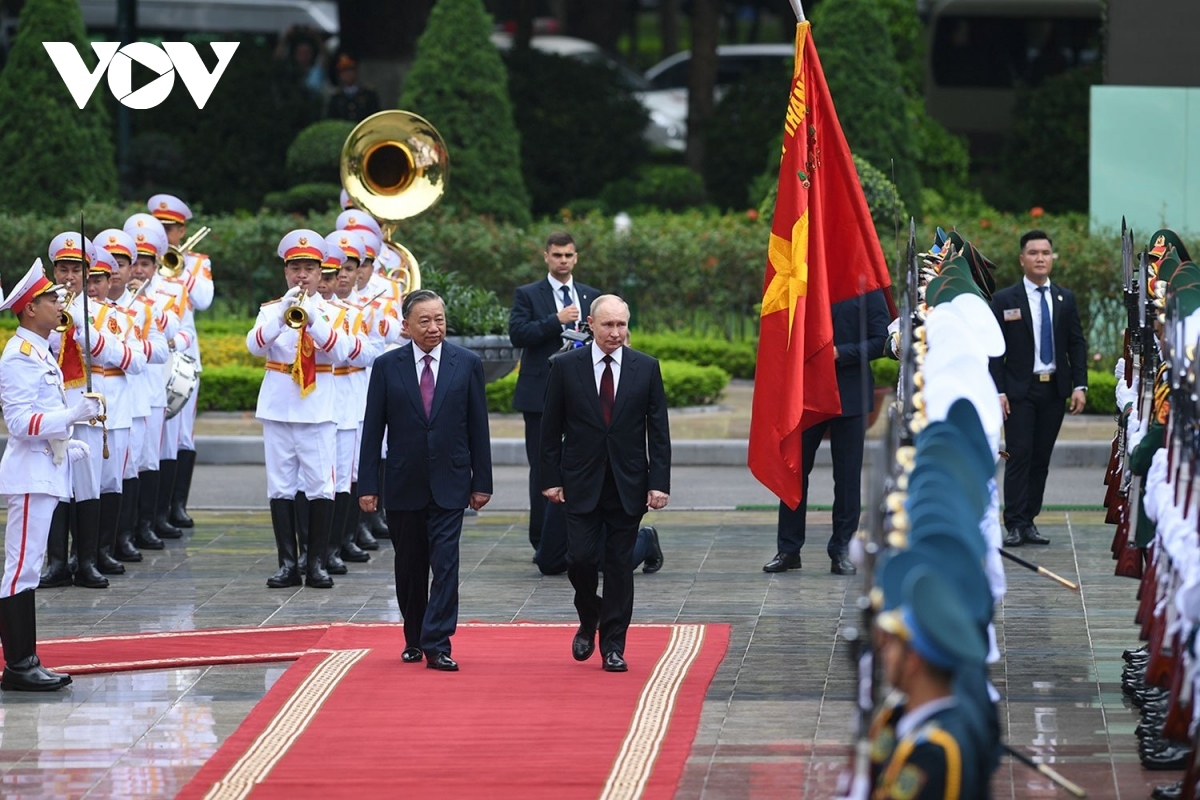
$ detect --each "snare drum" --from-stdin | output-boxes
[164,352,199,420]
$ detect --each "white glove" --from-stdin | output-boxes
[1114,359,1125,383]
[1115,372,1138,412]
[69,395,102,424]
[1128,411,1148,451]
[67,439,90,464]
[282,285,302,304]
[306,305,333,343]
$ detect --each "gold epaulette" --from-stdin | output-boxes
[20,340,32,356]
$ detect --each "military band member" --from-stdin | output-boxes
[0,261,101,690]
[247,230,355,588]
[42,233,136,590]
[123,214,187,548]
[149,194,213,531]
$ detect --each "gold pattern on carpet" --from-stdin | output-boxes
[600,624,707,800]
[202,648,368,800]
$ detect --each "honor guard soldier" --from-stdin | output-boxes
[42,233,134,590]
[99,228,170,563]
[149,194,212,530]
[123,214,188,548]
[0,261,102,690]
[319,231,377,571]
[86,246,147,576]
[247,230,355,589]
[336,209,394,302]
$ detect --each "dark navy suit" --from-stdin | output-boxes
[358,340,493,657]
[509,277,599,558]
[776,289,890,560]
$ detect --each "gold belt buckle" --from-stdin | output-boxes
[1038,373,1053,383]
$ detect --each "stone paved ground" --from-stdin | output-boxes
[0,507,1173,799]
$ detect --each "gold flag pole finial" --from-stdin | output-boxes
[789,0,805,21]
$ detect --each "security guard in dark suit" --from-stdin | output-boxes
[987,230,1088,548]
[325,55,381,123]
[764,288,890,576]
[509,232,600,557]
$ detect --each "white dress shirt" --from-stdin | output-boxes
[590,341,622,396]
[413,341,442,384]
[1023,276,1055,374]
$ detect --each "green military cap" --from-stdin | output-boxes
[877,567,989,671]
[926,272,982,306]
[908,533,993,627]
[1147,229,1191,264]
[946,398,997,473]
[1173,285,1200,317]
[946,231,998,298]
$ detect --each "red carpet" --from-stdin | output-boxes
[39,622,730,799]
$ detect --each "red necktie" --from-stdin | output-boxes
[600,354,614,425]
[420,353,435,417]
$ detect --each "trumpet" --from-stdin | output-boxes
[284,291,309,330]
[159,226,213,278]
[54,291,76,333]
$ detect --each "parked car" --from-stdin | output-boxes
[641,43,794,152]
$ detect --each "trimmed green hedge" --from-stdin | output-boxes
[196,366,266,412]
[632,333,757,380]
[485,359,729,414]
[1085,369,1117,416]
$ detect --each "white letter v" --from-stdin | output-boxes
[43,42,120,109]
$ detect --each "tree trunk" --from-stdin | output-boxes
[686,0,720,172]
[658,0,680,59]
[513,0,535,50]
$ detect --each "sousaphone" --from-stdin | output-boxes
[340,110,449,295]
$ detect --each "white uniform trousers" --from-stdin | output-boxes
[71,424,105,501]
[162,405,182,461]
[126,417,146,480]
[2,493,59,596]
[263,420,336,501]
[100,427,130,494]
[177,377,199,451]
[335,428,356,494]
[354,421,363,483]
[139,408,165,472]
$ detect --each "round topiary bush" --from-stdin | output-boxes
[286,120,357,186]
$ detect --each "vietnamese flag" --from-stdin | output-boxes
[748,21,893,510]
[293,329,318,397]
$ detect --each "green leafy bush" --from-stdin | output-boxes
[399,0,531,226]
[486,359,729,413]
[632,333,757,379]
[421,268,510,336]
[196,366,266,412]
[285,121,357,186]
[1085,369,1117,416]
[262,182,342,215]
[599,166,709,214]
[504,49,650,217]
[871,358,900,389]
[703,70,792,210]
[0,0,117,214]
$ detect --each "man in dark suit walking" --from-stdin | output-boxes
[510,232,601,563]
[988,230,1087,547]
[763,289,890,576]
[540,295,671,672]
[358,290,493,672]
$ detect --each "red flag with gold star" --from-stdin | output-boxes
[293,329,318,397]
[748,21,893,510]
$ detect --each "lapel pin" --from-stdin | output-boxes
[1057,294,1063,301]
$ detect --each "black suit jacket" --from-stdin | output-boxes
[831,289,891,416]
[358,341,493,511]
[509,278,600,413]
[539,346,671,517]
[988,280,1088,402]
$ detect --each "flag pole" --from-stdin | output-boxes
[788,0,806,21]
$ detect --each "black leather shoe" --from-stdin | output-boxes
[831,555,857,576]
[1124,644,1149,661]
[1022,525,1050,545]
[572,627,596,661]
[1002,528,1023,547]
[603,652,628,672]
[1142,744,1190,770]
[426,653,458,672]
[1,657,72,692]
[1153,781,1183,800]
[763,552,801,573]
[642,526,663,573]
[266,568,302,589]
[401,646,423,663]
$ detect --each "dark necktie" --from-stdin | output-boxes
[560,285,574,330]
[1037,286,1053,365]
[420,353,435,417]
[600,354,614,425]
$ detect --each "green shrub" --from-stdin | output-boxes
[0,0,117,214]
[486,371,519,413]
[262,182,342,215]
[1085,369,1117,416]
[399,0,532,226]
[421,268,510,335]
[871,358,899,389]
[285,121,357,185]
[599,166,709,214]
[196,366,266,412]
[504,49,650,217]
[703,70,792,210]
[486,359,729,413]
[632,333,757,379]
[908,98,970,200]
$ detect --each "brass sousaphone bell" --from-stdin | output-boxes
[340,110,449,295]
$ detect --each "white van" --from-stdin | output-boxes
[923,0,1102,153]
[78,0,338,35]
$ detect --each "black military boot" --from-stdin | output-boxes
[169,448,196,528]
[72,499,109,589]
[305,498,335,588]
[337,492,369,563]
[350,482,378,550]
[267,498,302,588]
[325,493,348,575]
[96,492,125,575]
[115,478,143,562]
[154,460,183,539]
[0,590,71,691]
[38,502,73,588]
[134,472,166,550]
[295,492,310,573]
